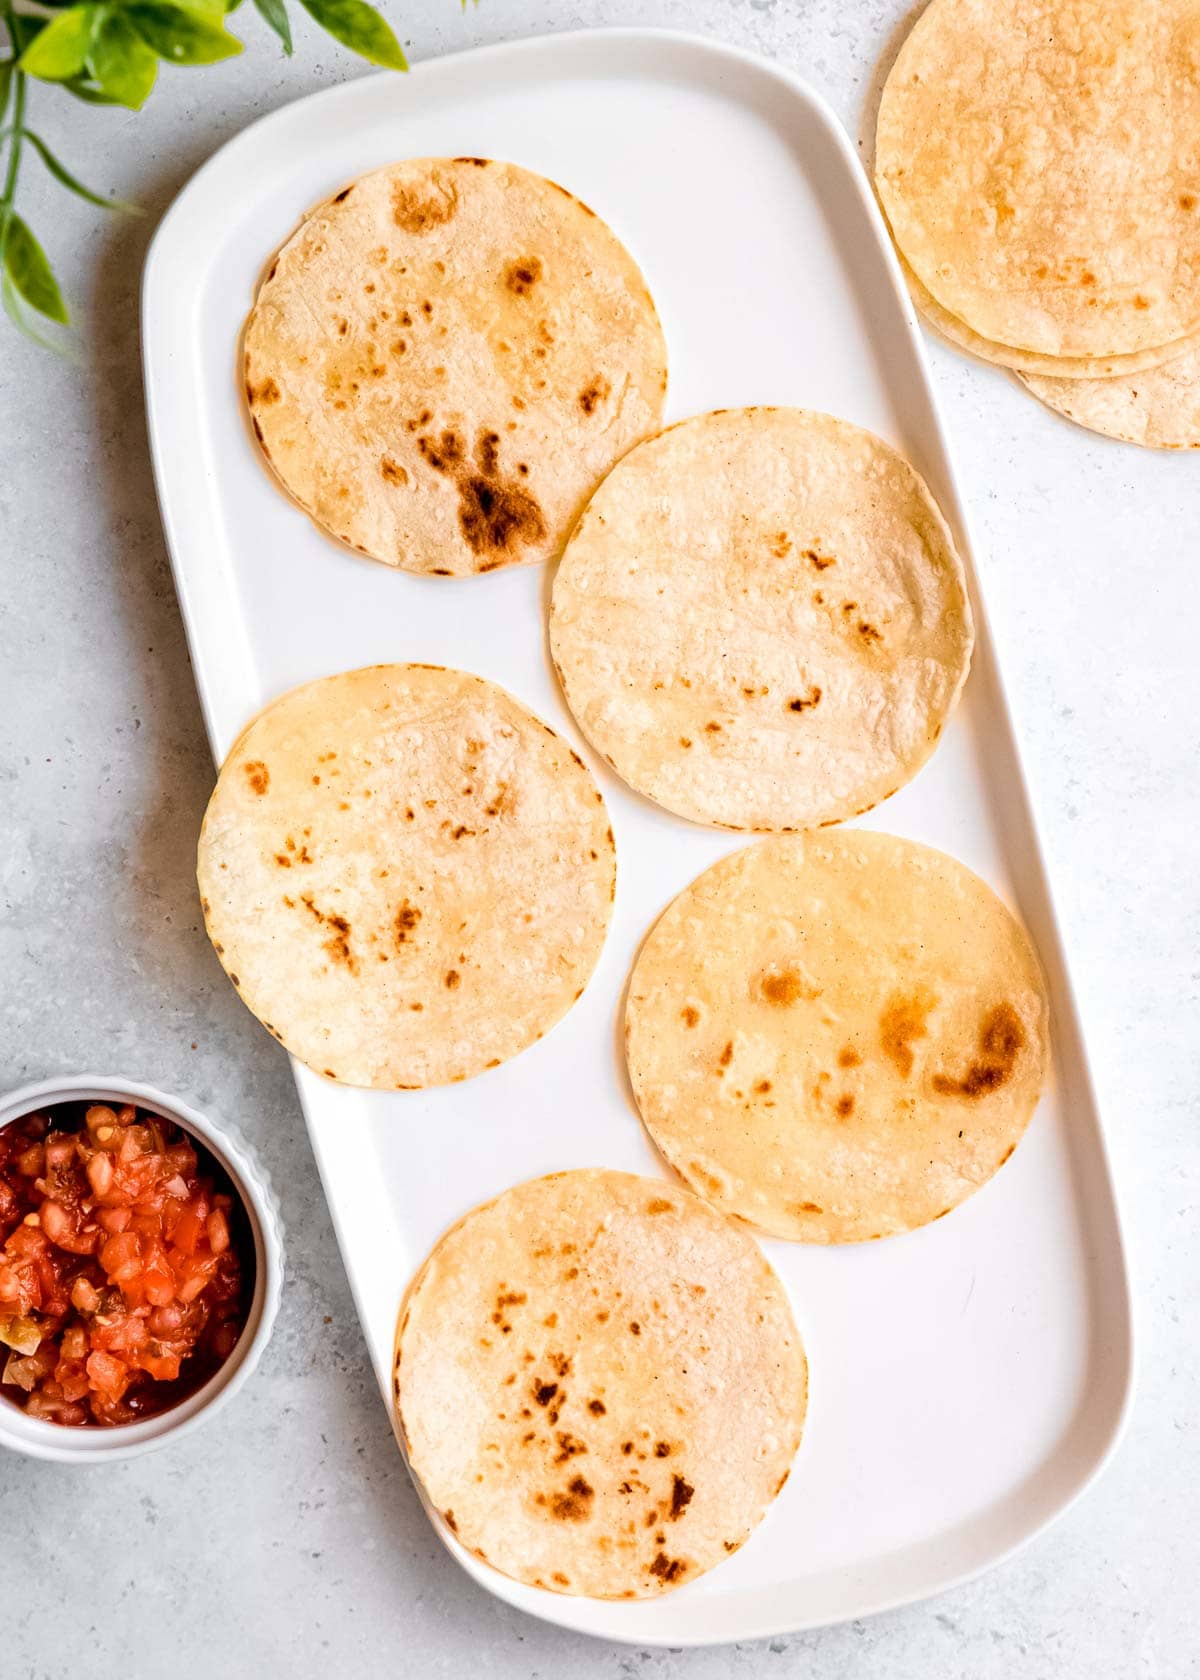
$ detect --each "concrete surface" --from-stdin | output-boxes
[0,2,1196,1675]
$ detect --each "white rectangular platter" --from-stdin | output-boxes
[143,28,1133,1647]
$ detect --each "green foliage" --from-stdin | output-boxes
[89,10,158,106]
[251,0,290,55]
[3,211,67,318]
[0,0,410,347]
[297,0,404,69]
[18,5,95,78]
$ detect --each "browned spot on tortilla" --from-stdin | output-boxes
[653,1440,671,1458]
[392,178,458,232]
[803,547,835,569]
[770,531,791,558]
[332,186,353,204]
[442,1508,456,1532]
[578,375,611,415]
[754,1079,772,1094]
[879,988,936,1077]
[932,1004,1026,1098]
[649,1551,687,1583]
[419,424,545,562]
[680,1005,699,1027]
[835,1093,855,1118]
[795,1201,822,1214]
[1181,192,1197,211]
[838,1046,862,1068]
[629,1321,641,1335]
[242,760,269,795]
[758,970,806,1006]
[1134,295,1150,310]
[787,686,821,713]
[297,893,357,974]
[554,1431,587,1464]
[443,968,461,990]
[547,1475,594,1521]
[858,620,883,644]
[504,255,543,296]
[718,1040,734,1067]
[380,455,408,486]
[588,1398,606,1416]
[646,1198,674,1215]
[248,377,281,406]
[454,156,490,166]
[679,737,693,749]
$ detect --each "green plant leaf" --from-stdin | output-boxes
[125,1,244,64]
[89,9,158,106]
[0,61,13,126]
[296,0,405,69]
[23,128,141,211]
[2,214,68,323]
[1,267,71,352]
[18,5,97,81]
[251,0,291,54]
[61,75,124,102]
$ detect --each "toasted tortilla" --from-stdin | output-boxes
[549,407,972,831]
[197,665,614,1088]
[244,157,667,577]
[1020,340,1200,448]
[876,0,1200,358]
[626,832,1049,1243]
[394,1169,806,1599]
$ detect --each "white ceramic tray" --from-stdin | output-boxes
[143,28,1133,1646]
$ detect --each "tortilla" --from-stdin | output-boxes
[1020,340,1200,448]
[549,407,973,832]
[197,664,615,1088]
[393,1169,806,1599]
[626,832,1049,1244]
[876,0,1200,358]
[244,157,667,577]
[903,256,1200,380]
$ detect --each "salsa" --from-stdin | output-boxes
[0,1102,252,1426]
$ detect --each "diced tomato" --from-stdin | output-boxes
[171,1204,205,1257]
[58,1365,91,1403]
[70,1275,100,1313]
[85,1350,129,1398]
[59,1325,88,1363]
[0,1102,251,1427]
[100,1231,142,1284]
[139,1348,182,1382]
[86,1151,114,1198]
[44,1138,74,1172]
[207,1208,230,1256]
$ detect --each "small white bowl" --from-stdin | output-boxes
[0,1075,283,1463]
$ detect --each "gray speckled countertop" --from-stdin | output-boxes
[1,2,1197,1675]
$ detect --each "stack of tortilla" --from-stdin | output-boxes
[875,0,1200,448]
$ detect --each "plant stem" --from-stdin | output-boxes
[0,0,24,266]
